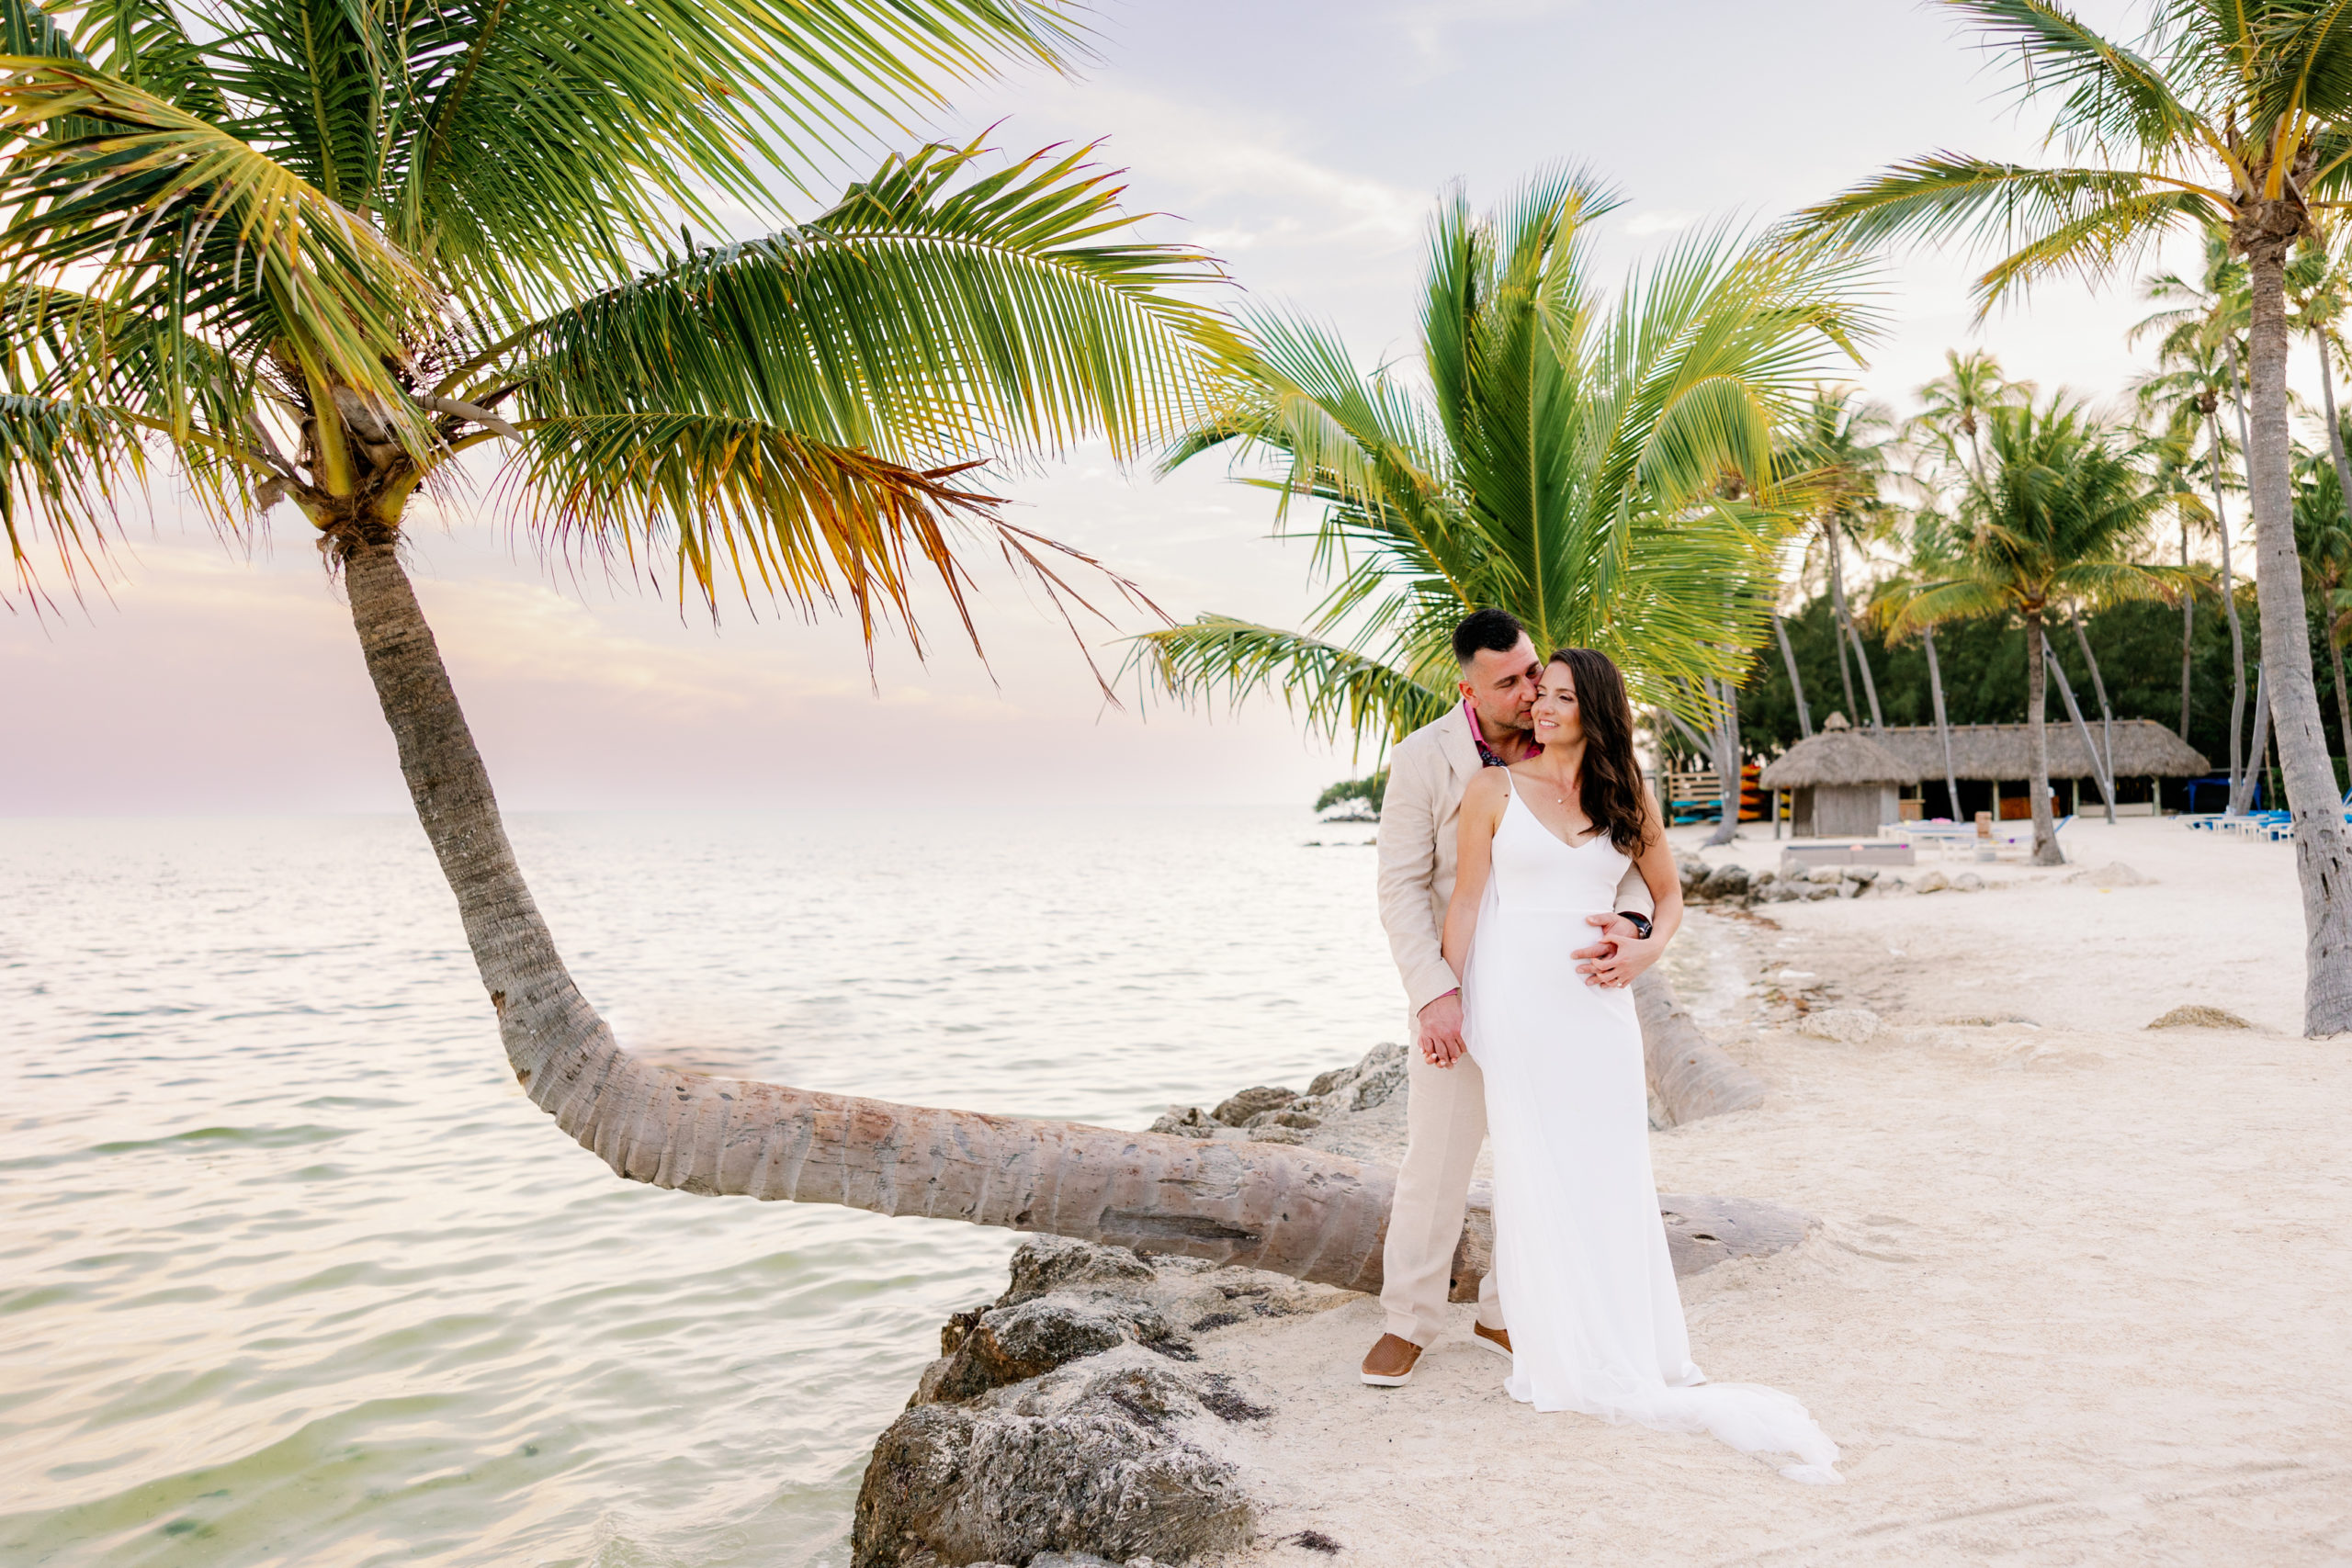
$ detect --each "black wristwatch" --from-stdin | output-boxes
[1617,910,1654,941]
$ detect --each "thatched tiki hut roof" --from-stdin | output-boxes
[1757,715,1923,791]
[1866,720,2210,781]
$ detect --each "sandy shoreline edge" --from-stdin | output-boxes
[854,819,2350,1568]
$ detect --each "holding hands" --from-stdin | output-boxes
[1574,912,1661,990]
[1421,909,1655,1069]
[1417,988,1468,1068]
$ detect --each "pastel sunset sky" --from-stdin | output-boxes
[8,0,2232,816]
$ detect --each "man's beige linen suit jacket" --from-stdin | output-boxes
[1372,702,1657,1346]
[1376,704,1655,1018]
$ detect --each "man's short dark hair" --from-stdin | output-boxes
[1452,607,1527,666]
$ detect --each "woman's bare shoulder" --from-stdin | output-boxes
[1461,766,1510,815]
[1463,764,1509,796]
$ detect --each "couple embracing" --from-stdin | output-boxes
[1362,609,1840,1484]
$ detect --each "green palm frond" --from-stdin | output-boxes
[65,0,229,118]
[1889,391,2180,634]
[1145,169,1875,752]
[0,59,435,445]
[1886,571,2017,633]
[491,140,1236,468]
[1,389,140,593]
[1956,0,2207,154]
[1129,615,1453,749]
[1787,156,2222,313]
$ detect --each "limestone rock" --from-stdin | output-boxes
[1341,1045,1407,1111]
[1001,1235,1158,1307]
[1799,1007,1883,1045]
[2070,862,2149,888]
[1803,883,1841,900]
[1677,855,1709,897]
[1951,871,1984,892]
[926,1297,1156,1404]
[1806,865,1844,886]
[856,1348,1255,1568]
[864,1238,1328,1567]
[1146,1106,1213,1139]
[1209,1086,1297,1126]
[1913,869,1951,894]
[1697,863,1751,901]
[1840,865,1880,885]
[2146,1004,2253,1031]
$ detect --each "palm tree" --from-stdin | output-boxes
[1914,348,2031,480]
[1892,396,2184,865]
[0,0,1444,1282]
[2133,396,2216,742]
[1790,0,2352,1033]
[2299,237,2352,533]
[1136,169,1871,752]
[1783,385,1897,731]
[1905,348,2034,816]
[2134,229,2256,797]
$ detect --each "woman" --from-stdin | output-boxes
[1437,648,1842,1483]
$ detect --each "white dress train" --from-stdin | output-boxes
[1463,774,1842,1483]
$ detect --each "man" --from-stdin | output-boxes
[1361,608,1661,1387]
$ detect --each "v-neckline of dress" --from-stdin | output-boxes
[1502,771,1607,852]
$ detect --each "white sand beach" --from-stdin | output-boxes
[1193,819,2352,1565]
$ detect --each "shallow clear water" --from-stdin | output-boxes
[0,809,1398,1567]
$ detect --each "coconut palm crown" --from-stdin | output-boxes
[1785,0,2352,1031]
[1891,394,2187,863]
[1132,167,1877,750]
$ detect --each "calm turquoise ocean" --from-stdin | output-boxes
[0,809,1398,1567]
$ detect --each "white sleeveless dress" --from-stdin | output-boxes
[1464,773,1842,1483]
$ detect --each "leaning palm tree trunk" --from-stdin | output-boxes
[2317,332,2352,531]
[2330,625,2352,787]
[1923,626,1962,819]
[2179,515,2197,744]
[2246,250,2352,1032]
[1773,611,1814,739]
[1825,529,1860,722]
[2232,663,2271,814]
[2045,648,2116,823]
[341,537,1764,1286]
[341,537,1404,1286]
[1702,673,1744,848]
[2070,611,2119,822]
[2024,610,2062,865]
[1634,971,1766,1123]
[1846,617,1885,730]
[2315,335,2352,791]
[2210,411,2250,806]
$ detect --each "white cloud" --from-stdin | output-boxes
[1622,209,1699,238]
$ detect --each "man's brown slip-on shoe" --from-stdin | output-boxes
[1360,1333,1422,1387]
[1473,1323,1512,1359]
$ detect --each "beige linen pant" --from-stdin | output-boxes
[1379,1013,1503,1346]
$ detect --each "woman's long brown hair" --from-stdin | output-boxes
[1547,648,1654,857]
